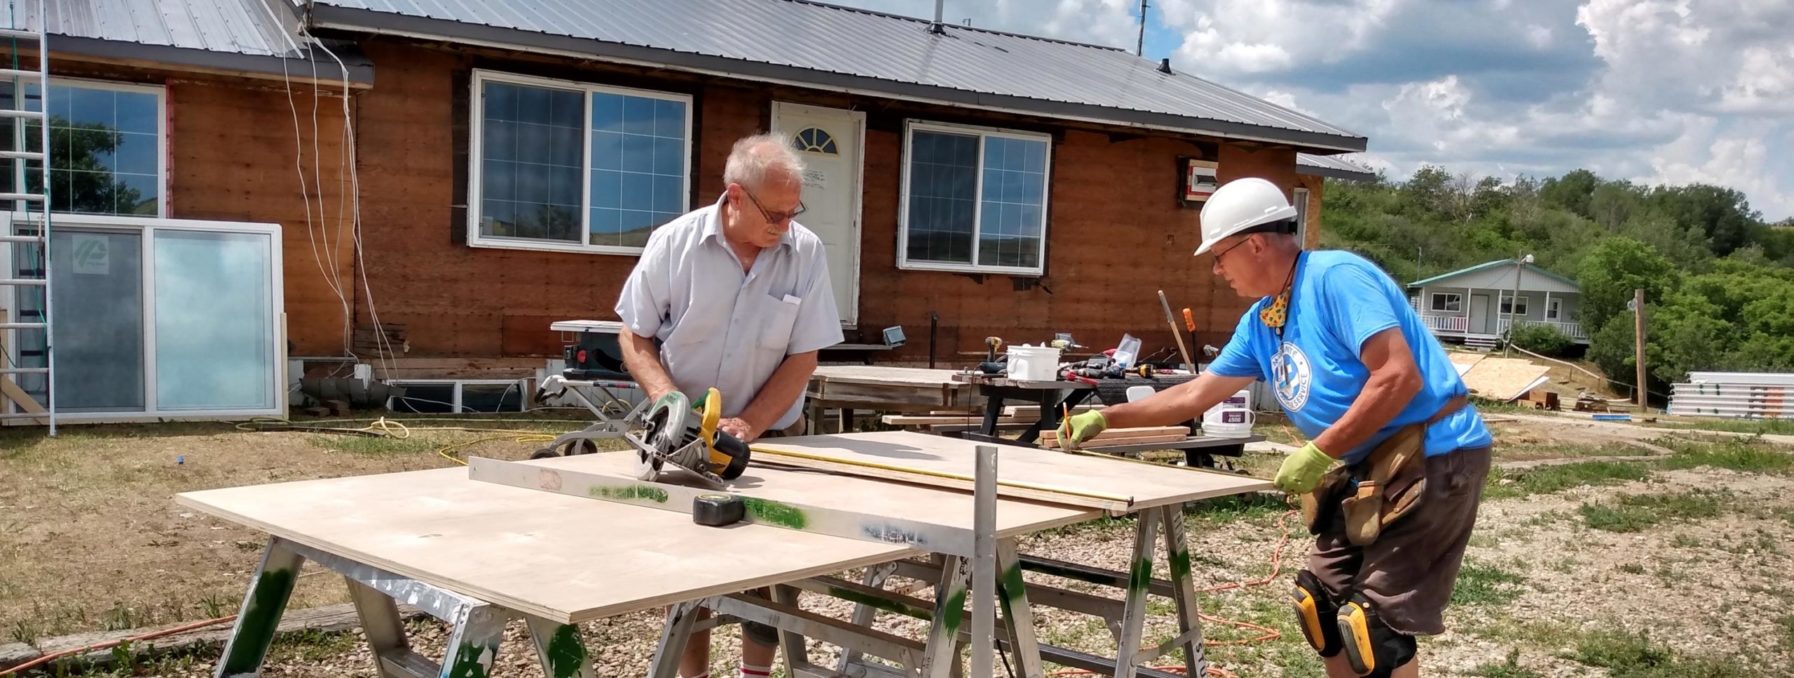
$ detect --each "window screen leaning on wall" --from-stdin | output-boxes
[471,71,691,253]
[900,122,1050,275]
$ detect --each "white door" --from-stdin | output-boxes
[771,102,863,325]
[1473,294,1494,335]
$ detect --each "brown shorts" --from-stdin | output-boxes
[1308,445,1491,635]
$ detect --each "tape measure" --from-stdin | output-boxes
[693,493,745,526]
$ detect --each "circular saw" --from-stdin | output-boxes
[624,387,751,489]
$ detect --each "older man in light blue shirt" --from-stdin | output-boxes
[615,133,841,678]
[616,133,842,444]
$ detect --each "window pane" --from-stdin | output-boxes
[154,230,275,411]
[906,130,978,265]
[589,91,686,247]
[48,230,145,412]
[478,81,582,244]
[974,136,1047,269]
[27,84,165,216]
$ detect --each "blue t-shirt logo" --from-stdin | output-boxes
[1272,341,1312,411]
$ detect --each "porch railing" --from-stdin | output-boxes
[1419,313,1469,334]
[1497,318,1587,341]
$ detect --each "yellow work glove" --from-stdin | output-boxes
[1274,442,1337,494]
[1056,411,1108,450]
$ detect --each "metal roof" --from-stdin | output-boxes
[1297,153,1377,182]
[1407,258,1580,290]
[10,0,371,83]
[306,0,1367,152]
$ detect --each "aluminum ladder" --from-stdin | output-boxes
[0,0,52,434]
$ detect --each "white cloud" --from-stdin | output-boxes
[830,0,1794,219]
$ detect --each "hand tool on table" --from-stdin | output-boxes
[1158,290,1195,372]
[978,336,1007,374]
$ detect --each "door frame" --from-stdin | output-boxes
[770,101,865,326]
[1472,294,1493,335]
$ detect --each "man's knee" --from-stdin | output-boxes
[1291,570,1344,657]
[1336,593,1416,677]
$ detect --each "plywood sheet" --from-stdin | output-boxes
[176,467,910,625]
[1461,356,1552,401]
[520,452,1094,538]
[752,431,1270,513]
[1447,352,1486,378]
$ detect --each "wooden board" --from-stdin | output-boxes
[175,467,912,625]
[1460,356,1552,401]
[751,431,1271,514]
[813,366,968,386]
[491,452,1096,545]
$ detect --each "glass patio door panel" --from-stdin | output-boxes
[51,230,146,411]
[153,230,275,411]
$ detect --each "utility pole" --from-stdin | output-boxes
[1634,288,1648,411]
[1504,254,1532,357]
[1137,0,1149,56]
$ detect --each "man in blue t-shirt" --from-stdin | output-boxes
[1058,177,1493,678]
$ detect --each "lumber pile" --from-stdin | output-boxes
[1669,372,1794,420]
[1038,426,1189,449]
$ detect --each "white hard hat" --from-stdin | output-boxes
[1194,177,1298,256]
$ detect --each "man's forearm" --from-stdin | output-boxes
[1102,372,1256,429]
[737,351,819,433]
[1313,368,1421,457]
[618,331,679,401]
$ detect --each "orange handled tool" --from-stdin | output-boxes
[1183,307,1195,332]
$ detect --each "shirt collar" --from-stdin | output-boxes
[702,191,798,250]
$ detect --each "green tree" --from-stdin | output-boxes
[1540,168,1598,219]
[1576,237,1679,331]
[16,117,149,214]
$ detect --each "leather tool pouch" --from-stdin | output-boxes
[1299,395,1466,544]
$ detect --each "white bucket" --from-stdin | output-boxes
[1006,345,1062,381]
[1202,389,1255,438]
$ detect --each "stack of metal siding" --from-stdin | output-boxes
[1668,372,1794,420]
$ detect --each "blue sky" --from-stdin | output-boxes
[828,0,1794,221]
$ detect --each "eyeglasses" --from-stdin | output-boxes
[740,186,806,223]
[1211,235,1254,264]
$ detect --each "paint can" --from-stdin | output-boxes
[1006,344,1062,382]
[1202,389,1255,438]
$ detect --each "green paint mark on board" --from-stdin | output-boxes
[942,587,967,633]
[1129,556,1154,595]
[546,624,586,678]
[221,566,296,674]
[446,641,494,678]
[1169,548,1192,580]
[742,498,807,529]
[591,485,668,503]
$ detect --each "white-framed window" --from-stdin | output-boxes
[2,77,167,217]
[1547,298,1562,320]
[6,214,285,422]
[1429,292,1462,312]
[1292,186,1310,249]
[467,70,692,254]
[898,121,1051,275]
[1500,295,1529,316]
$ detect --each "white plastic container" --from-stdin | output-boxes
[1006,344,1062,381]
[1202,389,1255,438]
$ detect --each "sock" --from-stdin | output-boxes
[740,663,772,678]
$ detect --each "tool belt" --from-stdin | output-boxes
[1299,395,1467,546]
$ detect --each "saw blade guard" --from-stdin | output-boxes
[699,387,752,480]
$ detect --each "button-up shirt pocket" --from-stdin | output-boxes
[758,293,802,352]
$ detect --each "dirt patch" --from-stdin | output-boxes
[0,420,569,645]
[6,415,1794,677]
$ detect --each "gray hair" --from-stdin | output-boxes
[723,132,806,190]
